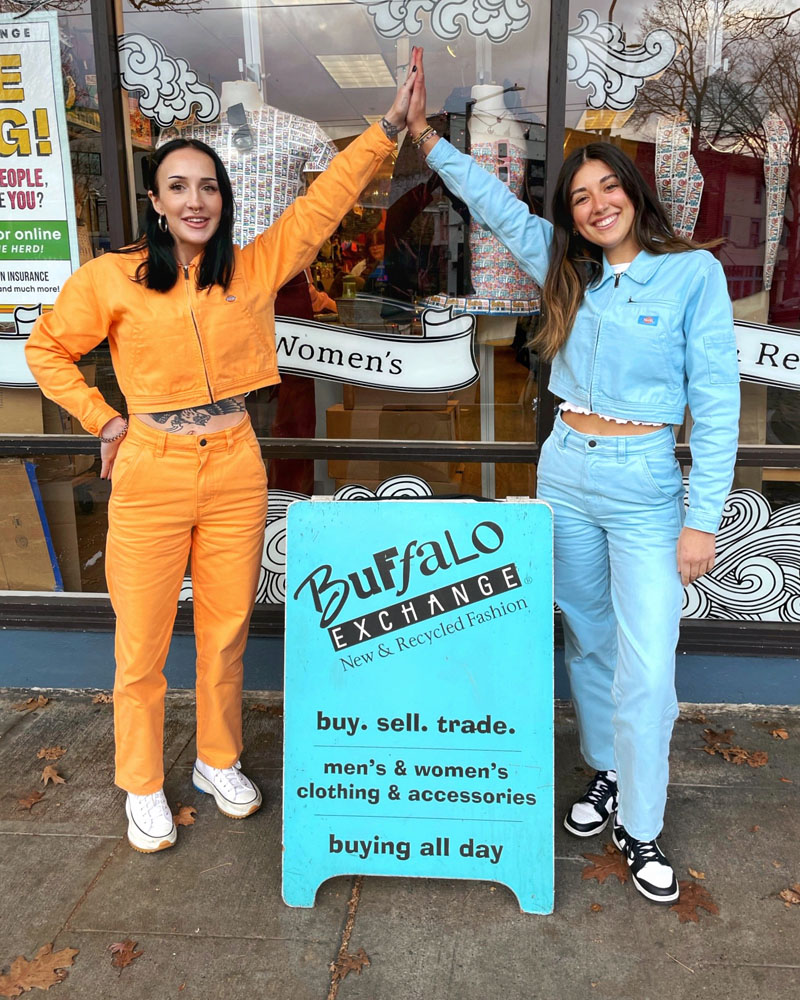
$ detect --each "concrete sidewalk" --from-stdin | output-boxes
[1,689,798,1000]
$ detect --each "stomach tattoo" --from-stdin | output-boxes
[144,396,246,434]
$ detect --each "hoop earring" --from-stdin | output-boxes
[158,214,169,233]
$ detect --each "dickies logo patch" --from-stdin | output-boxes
[638,314,659,326]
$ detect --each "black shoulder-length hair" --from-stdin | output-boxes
[115,138,236,293]
[533,141,721,360]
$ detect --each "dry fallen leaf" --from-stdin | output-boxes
[590,903,603,912]
[581,843,629,885]
[36,747,65,761]
[17,790,45,811]
[779,884,800,907]
[250,703,283,717]
[92,692,113,705]
[11,695,50,713]
[670,881,719,923]
[108,940,143,971]
[747,750,769,768]
[41,766,66,787]
[751,825,760,832]
[679,712,707,724]
[173,804,197,827]
[770,728,789,740]
[780,777,793,783]
[329,947,370,985]
[688,868,706,879]
[0,943,78,996]
[702,727,735,748]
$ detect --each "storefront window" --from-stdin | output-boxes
[119,0,550,500]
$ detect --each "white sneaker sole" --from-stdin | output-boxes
[125,800,177,854]
[630,872,680,905]
[192,766,262,819]
[563,813,611,837]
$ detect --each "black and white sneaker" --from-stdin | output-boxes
[613,823,679,904]
[563,769,618,837]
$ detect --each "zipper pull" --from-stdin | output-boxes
[183,265,189,280]
[614,273,620,288]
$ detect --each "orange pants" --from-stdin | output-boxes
[106,415,268,794]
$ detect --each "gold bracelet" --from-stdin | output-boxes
[411,125,437,148]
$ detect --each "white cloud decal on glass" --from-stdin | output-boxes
[118,34,220,129]
[352,0,530,43]
[568,9,677,112]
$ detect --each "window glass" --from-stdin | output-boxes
[119,0,551,499]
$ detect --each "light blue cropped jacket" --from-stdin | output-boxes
[426,138,740,534]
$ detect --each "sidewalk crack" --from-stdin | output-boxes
[326,874,368,1000]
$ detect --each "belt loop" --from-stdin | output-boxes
[617,436,627,463]
[226,427,235,453]
[155,433,166,458]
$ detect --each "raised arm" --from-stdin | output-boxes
[405,50,553,286]
[246,54,421,290]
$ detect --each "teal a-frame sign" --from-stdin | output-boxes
[283,499,554,914]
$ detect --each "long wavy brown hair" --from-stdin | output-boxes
[533,142,721,361]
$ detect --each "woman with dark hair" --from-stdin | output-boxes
[406,52,739,904]
[25,60,420,853]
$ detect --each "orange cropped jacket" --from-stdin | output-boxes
[25,123,395,436]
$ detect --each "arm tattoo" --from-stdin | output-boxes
[147,396,245,433]
[380,116,401,139]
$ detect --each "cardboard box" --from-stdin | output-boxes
[326,403,460,482]
[0,459,62,591]
[0,387,44,434]
[38,363,97,479]
[343,384,452,410]
[39,480,82,592]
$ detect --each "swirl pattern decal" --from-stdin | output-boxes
[352,0,530,42]
[118,34,220,128]
[568,9,677,112]
[683,489,800,622]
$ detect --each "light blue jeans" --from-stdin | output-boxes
[537,413,685,841]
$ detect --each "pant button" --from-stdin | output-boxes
[588,439,597,447]
[199,438,207,447]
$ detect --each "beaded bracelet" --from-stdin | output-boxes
[411,125,438,149]
[100,419,128,443]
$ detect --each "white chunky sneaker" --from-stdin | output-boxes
[125,790,177,853]
[564,769,618,837]
[192,759,262,819]
[613,823,679,904]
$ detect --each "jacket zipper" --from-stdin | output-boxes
[589,271,621,411]
[183,265,214,403]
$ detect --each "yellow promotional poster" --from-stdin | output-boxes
[0,12,79,386]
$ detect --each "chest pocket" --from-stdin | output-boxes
[600,298,682,398]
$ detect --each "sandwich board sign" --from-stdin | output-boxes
[283,499,554,914]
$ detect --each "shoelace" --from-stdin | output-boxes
[216,766,251,794]
[584,772,614,806]
[133,792,171,825]
[628,839,662,864]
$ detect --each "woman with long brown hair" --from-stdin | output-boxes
[406,51,739,904]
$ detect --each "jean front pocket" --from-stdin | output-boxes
[638,451,684,502]
[110,439,146,495]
